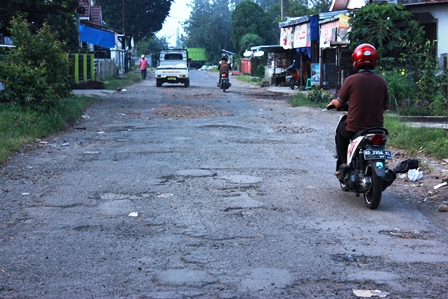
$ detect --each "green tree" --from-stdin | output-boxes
[348,3,424,64]
[94,0,173,42]
[231,1,276,56]
[266,0,316,43]
[308,0,331,13]
[184,0,233,63]
[136,36,169,56]
[239,33,264,53]
[0,15,71,111]
[0,0,84,49]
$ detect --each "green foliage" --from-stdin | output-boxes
[288,92,310,107]
[235,75,262,85]
[266,0,319,40]
[0,95,96,163]
[385,116,448,160]
[256,65,265,78]
[380,69,416,113]
[184,0,233,62]
[231,1,276,56]
[239,33,264,54]
[103,73,141,91]
[349,4,446,116]
[137,36,170,56]
[310,0,332,12]
[94,0,173,42]
[0,15,71,112]
[381,41,447,116]
[348,3,424,60]
[0,0,83,50]
[307,85,332,105]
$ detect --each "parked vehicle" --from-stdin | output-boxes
[286,63,300,90]
[328,105,418,209]
[155,49,190,87]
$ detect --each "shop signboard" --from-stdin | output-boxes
[320,20,338,48]
[293,23,310,48]
[280,27,293,49]
[320,16,351,48]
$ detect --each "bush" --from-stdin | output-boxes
[307,85,332,105]
[256,65,265,78]
[0,15,71,112]
[380,69,416,113]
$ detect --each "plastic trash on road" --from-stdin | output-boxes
[408,168,423,182]
[128,212,138,217]
[353,289,390,297]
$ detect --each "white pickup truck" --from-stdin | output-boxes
[155,49,190,87]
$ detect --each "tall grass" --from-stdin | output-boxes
[385,115,448,160]
[0,95,95,163]
[0,73,140,164]
[288,93,448,160]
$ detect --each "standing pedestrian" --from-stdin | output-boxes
[139,55,149,80]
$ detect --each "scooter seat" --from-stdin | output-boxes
[351,126,388,141]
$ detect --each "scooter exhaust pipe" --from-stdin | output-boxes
[382,169,396,191]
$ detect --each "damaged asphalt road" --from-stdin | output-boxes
[1,70,447,298]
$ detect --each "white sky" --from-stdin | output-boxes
[156,0,193,47]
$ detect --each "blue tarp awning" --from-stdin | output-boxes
[80,25,115,48]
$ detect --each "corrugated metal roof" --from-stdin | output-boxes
[90,6,102,26]
[79,0,91,17]
[278,16,309,28]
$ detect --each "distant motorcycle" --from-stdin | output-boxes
[327,103,418,209]
[218,72,231,92]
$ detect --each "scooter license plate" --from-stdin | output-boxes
[363,149,392,160]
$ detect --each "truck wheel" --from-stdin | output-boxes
[184,79,189,88]
[156,79,162,87]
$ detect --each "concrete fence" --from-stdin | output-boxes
[95,59,116,80]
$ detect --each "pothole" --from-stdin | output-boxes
[153,105,233,118]
[176,169,217,177]
[220,175,263,184]
[379,229,430,240]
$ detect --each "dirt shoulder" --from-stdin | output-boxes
[387,147,448,228]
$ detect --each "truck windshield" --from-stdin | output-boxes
[164,54,183,60]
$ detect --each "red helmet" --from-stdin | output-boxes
[352,43,378,70]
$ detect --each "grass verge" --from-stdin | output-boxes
[103,72,141,90]
[0,73,140,164]
[288,92,448,160]
[234,74,263,85]
[0,95,96,163]
[385,116,448,160]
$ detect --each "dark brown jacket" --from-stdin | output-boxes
[338,71,390,132]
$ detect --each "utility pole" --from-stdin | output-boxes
[122,0,125,33]
[281,0,284,20]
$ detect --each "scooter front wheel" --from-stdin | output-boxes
[339,180,349,192]
[363,161,383,209]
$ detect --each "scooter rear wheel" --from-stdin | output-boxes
[363,162,383,209]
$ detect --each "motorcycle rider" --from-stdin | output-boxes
[326,43,390,175]
[217,54,231,86]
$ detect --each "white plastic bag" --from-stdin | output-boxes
[408,168,423,182]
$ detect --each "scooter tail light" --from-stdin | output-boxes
[370,134,386,145]
[221,73,227,77]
